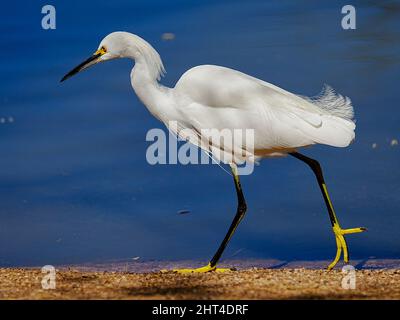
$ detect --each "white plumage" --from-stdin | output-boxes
[65,31,356,165]
[173,65,355,162]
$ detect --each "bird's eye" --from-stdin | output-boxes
[101,46,107,53]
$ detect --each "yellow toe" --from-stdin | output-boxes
[327,237,342,271]
[342,227,367,235]
[327,225,366,270]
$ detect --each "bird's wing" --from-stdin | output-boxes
[174,65,355,151]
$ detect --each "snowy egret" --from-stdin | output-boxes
[61,31,366,272]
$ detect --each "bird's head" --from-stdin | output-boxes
[60,32,137,82]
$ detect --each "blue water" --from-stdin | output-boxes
[0,0,399,267]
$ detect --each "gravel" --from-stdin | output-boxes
[1,267,399,300]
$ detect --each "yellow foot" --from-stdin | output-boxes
[327,225,367,270]
[161,263,235,274]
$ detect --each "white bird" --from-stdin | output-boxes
[61,31,366,272]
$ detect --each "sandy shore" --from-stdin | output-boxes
[1,260,400,299]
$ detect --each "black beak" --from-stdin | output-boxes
[60,52,102,83]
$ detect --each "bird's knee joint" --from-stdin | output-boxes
[308,159,323,176]
[308,159,320,170]
[239,202,247,213]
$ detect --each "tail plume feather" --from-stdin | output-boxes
[300,84,355,121]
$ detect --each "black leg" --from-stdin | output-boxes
[168,165,248,273]
[289,152,338,226]
[289,151,366,270]
[209,165,247,267]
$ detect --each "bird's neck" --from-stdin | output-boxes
[130,58,173,123]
